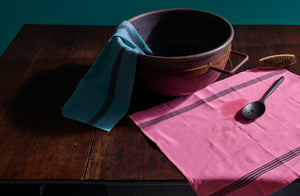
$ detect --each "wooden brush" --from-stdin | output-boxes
[259,54,296,69]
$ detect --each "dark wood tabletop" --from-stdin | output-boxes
[0,24,300,184]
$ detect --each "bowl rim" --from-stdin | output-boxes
[128,8,234,60]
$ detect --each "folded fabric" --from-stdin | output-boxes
[61,21,152,131]
[130,68,300,196]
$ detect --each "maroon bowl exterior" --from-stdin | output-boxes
[137,62,227,96]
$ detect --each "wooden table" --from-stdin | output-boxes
[0,25,300,186]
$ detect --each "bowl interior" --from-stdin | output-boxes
[129,9,233,57]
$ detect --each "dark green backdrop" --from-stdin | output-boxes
[1,0,299,55]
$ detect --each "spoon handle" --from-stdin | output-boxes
[261,76,284,102]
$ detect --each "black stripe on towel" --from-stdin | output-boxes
[210,146,300,196]
[88,47,126,125]
[137,69,286,129]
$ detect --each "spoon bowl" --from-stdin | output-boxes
[242,101,266,119]
[241,76,284,119]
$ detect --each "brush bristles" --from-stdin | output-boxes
[259,54,296,69]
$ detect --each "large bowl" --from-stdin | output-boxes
[128,8,248,96]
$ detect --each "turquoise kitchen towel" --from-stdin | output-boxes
[61,21,153,131]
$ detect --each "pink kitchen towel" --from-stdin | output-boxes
[129,68,300,196]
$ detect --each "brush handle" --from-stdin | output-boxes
[259,54,296,69]
[260,76,284,102]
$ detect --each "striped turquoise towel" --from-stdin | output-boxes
[61,21,152,131]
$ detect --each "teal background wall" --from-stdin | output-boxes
[1,0,299,56]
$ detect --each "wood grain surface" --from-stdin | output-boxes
[0,24,299,182]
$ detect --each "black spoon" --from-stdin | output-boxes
[242,76,284,119]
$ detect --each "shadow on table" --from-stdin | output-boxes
[6,64,91,135]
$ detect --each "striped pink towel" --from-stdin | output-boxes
[130,68,300,196]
